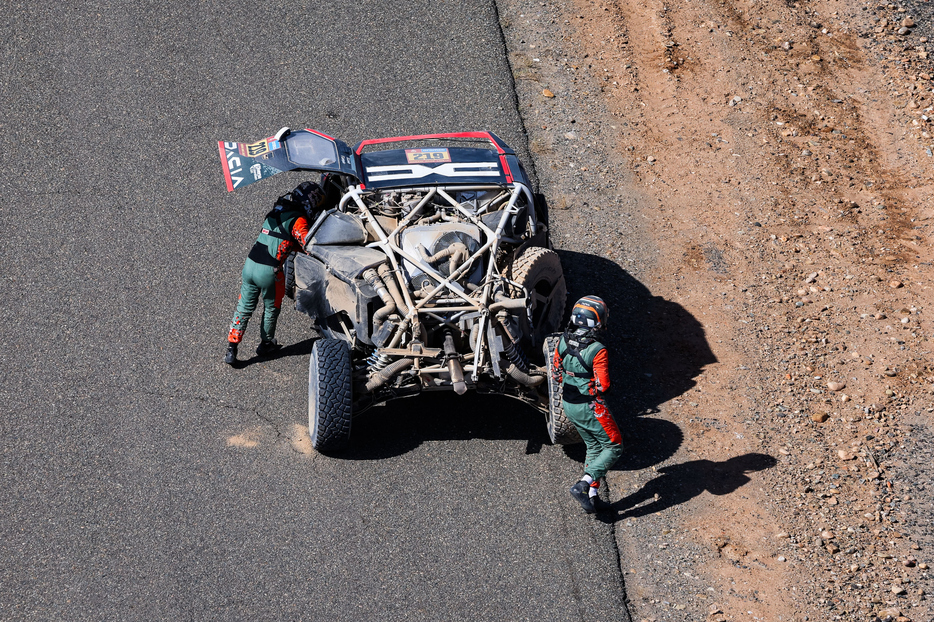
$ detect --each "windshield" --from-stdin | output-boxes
[286,132,339,167]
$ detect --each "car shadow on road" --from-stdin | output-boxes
[234,337,317,368]
[338,391,549,460]
[555,249,716,471]
[595,453,778,523]
[334,248,716,463]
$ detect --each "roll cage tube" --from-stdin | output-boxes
[336,182,539,381]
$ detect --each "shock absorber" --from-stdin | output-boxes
[503,339,530,372]
[366,317,410,375]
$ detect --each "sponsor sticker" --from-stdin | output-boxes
[405,147,451,164]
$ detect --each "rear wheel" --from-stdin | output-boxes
[308,339,352,452]
[544,334,581,445]
[512,247,567,359]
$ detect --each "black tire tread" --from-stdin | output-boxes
[308,339,352,452]
[511,247,567,358]
[543,334,581,445]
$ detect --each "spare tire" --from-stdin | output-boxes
[308,339,352,452]
[543,334,581,445]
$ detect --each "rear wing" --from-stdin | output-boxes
[218,128,359,191]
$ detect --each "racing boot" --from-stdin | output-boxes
[224,343,238,365]
[570,480,595,514]
[256,339,282,357]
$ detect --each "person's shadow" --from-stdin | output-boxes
[556,249,718,470]
[597,453,778,522]
[556,251,778,518]
[232,337,316,368]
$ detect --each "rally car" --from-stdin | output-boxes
[219,128,577,451]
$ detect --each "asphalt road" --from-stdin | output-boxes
[0,2,630,620]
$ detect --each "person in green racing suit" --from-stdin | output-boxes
[551,296,624,513]
[224,181,325,365]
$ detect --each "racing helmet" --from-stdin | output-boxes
[569,295,609,331]
[291,181,325,212]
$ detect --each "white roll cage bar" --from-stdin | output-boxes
[337,182,539,381]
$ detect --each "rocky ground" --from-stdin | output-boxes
[497,0,934,620]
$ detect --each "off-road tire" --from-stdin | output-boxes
[284,253,296,300]
[308,338,352,452]
[512,247,567,359]
[544,334,581,445]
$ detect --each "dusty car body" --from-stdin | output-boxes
[220,129,576,451]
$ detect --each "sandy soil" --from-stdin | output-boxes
[497,0,934,619]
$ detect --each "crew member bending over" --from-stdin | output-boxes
[225,181,325,365]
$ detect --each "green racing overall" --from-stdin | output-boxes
[227,204,310,345]
[552,330,624,481]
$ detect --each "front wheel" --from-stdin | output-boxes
[308,339,352,452]
[543,334,581,445]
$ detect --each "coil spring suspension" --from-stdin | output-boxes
[366,350,393,372]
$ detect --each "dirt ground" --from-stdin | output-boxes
[497,0,934,620]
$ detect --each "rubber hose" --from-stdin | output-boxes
[365,358,413,392]
[506,363,545,388]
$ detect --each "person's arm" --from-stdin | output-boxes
[275,216,312,264]
[292,216,310,249]
[592,347,610,393]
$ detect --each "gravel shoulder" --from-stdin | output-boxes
[498,0,934,620]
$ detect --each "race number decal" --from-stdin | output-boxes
[405,147,451,164]
[239,138,281,158]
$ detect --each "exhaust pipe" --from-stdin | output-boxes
[363,267,397,328]
[366,358,413,392]
[443,331,467,395]
[506,363,545,388]
[378,262,409,316]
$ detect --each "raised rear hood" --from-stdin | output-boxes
[218,128,359,191]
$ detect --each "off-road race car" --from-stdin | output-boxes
[219,128,578,451]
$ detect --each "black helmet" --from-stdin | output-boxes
[569,295,608,331]
[292,181,325,211]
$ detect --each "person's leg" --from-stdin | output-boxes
[565,400,607,513]
[259,269,285,345]
[226,260,261,364]
[584,398,624,484]
[248,267,283,356]
[229,262,262,341]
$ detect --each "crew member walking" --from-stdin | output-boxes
[225,181,324,365]
[551,296,624,513]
